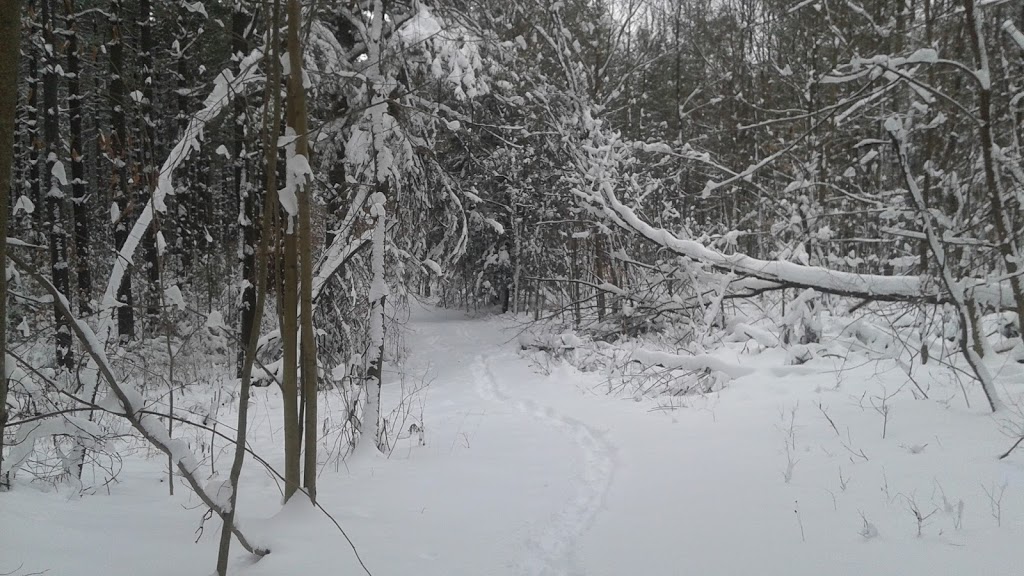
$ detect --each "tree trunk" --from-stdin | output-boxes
[286,0,319,504]
[65,0,91,316]
[0,0,23,490]
[961,0,1024,347]
[138,0,160,321]
[280,96,301,501]
[26,2,42,243]
[42,0,73,369]
[360,0,389,454]
[235,0,256,378]
[216,5,281,570]
[174,1,194,271]
[109,0,134,342]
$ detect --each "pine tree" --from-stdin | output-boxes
[108,0,133,341]
[42,0,73,369]
[65,0,91,316]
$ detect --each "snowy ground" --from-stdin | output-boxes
[3,302,1023,575]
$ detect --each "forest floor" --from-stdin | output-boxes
[3,302,1024,575]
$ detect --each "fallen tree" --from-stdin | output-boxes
[10,252,270,560]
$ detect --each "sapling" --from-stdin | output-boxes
[779,404,799,483]
[901,493,937,537]
[794,500,806,542]
[982,481,1007,527]
[858,511,879,540]
[936,484,965,532]
[870,385,903,440]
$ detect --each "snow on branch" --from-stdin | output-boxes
[591,166,1016,310]
[312,228,373,304]
[630,349,755,380]
[9,253,270,557]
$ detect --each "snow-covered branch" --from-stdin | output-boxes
[10,252,269,556]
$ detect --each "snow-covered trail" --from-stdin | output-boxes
[297,306,619,576]
[474,347,615,575]
[3,303,1023,576]
[336,303,1023,576]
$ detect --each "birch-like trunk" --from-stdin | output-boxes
[359,0,389,453]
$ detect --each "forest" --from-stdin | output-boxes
[1,0,1023,574]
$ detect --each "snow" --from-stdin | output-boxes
[51,160,68,186]
[13,195,34,215]
[593,181,1019,310]
[182,1,208,17]
[164,285,186,311]
[484,217,505,235]
[205,310,228,332]
[422,258,443,276]
[1004,20,1024,51]
[3,304,1023,576]
[398,5,443,46]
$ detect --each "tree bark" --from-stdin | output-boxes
[235,0,256,378]
[173,0,194,270]
[286,0,319,504]
[961,0,1024,347]
[42,0,72,369]
[138,0,160,321]
[280,0,301,498]
[109,0,134,342]
[0,0,22,490]
[216,6,281,570]
[25,2,42,243]
[64,0,91,316]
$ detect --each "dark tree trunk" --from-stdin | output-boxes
[0,0,23,490]
[42,0,73,369]
[235,0,255,377]
[65,0,91,316]
[109,0,134,341]
[26,2,42,243]
[138,0,159,320]
[174,1,193,271]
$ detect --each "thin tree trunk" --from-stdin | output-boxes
[138,0,160,321]
[889,123,1003,412]
[962,0,1024,347]
[109,0,134,342]
[42,0,72,369]
[174,1,193,271]
[0,0,22,491]
[235,0,256,378]
[216,5,282,569]
[26,2,42,243]
[360,0,389,453]
[280,8,301,498]
[594,233,608,321]
[64,0,91,316]
[285,0,318,504]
